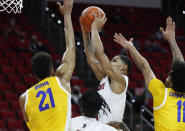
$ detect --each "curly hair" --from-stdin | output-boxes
[169,61,185,93]
[79,89,111,118]
[31,52,53,80]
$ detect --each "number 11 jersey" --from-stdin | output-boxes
[25,77,71,131]
[149,78,185,131]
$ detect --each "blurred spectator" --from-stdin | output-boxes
[29,35,39,53]
[110,8,130,25]
[71,85,81,105]
[4,17,20,38]
[143,37,166,52]
[155,29,163,40]
[29,35,49,53]
[19,31,26,43]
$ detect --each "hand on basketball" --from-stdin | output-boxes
[79,17,88,33]
[114,33,133,50]
[57,0,73,15]
[160,17,175,42]
[91,13,107,32]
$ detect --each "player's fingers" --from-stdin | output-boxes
[129,38,133,42]
[114,38,121,44]
[114,33,120,40]
[57,2,62,7]
[173,21,175,30]
[160,27,165,35]
[119,33,126,41]
[169,17,173,29]
[102,16,107,24]
[166,17,170,29]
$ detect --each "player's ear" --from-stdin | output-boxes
[121,65,127,73]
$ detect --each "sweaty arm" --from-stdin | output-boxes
[19,93,30,129]
[82,31,106,81]
[91,17,126,94]
[55,1,75,93]
[128,45,156,87]
[114,33,155,88]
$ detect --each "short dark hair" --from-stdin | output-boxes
[169,61,185,93]
[31,52,53,80]
[117,55,132,74]
[79,89,110,118]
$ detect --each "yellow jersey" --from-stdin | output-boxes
[149,78,185,131]
[25,77,71,131]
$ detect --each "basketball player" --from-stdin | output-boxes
[114,17,185,130]
[80,14,132,127]
[19,0,75,130]
[69,89,117,131]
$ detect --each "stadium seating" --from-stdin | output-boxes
[0,2,184,130]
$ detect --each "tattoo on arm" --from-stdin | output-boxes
[169,40,184,62]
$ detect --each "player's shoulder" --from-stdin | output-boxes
[98,122,117,131]
[149,78,165,87]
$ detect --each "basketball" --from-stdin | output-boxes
[80,6,105,32]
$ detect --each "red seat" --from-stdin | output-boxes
[14,84,27,94]
[0,110,16,120]
[0,44,11,50]
[4,92,19,101]
[24,76,37,85]
[0,58,9,66]
[0,120,6,128]
[0,101,9,110]
[10,101,20,110]
[1,66,16,74]
[19,52,32,59]
[17,67,31,75]
[0,83,12,92]
[17,111,23,120]
[128,81,138,88]
[5,51,18,59]
[80,87,89,94]
[0,74,6,83]
[71,79,85,88]
[7,120,24,129]
[10,59,25,67]
[8,75,22,84]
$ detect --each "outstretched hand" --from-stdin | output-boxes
[57,0,73,15]
[160,17,175,42]
[114,33,133,50]
[91,12,107,32]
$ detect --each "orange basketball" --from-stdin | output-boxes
[80,6,105,32]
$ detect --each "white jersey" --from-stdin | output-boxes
[98,75,128,124]
[69,116,117,131]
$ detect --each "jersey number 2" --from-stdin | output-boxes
[176,100,185,122]
[36,88,55,112]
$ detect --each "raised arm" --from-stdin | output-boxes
[160,17,184,62]
[55,0,75,89]
[114,33,156,87]
[80,20,105,81]
[91,15,126,93]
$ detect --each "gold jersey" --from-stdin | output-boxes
[25,77,71,131]
[149,78,185,131]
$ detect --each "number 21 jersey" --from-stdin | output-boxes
[149,78,185,131]
[25,77,71,131]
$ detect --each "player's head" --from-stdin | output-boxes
[31,52,54,80]
[79,89,110,118]
[165,61,185,93]
[111,55,132,75]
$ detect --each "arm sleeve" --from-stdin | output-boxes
[148,78,166,109]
